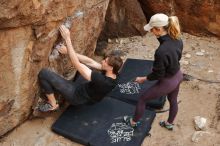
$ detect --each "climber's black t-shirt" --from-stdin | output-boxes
[74,71,117,103]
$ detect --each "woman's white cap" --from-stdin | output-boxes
[144,13,169,31]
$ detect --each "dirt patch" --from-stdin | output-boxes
[216,94,220,121]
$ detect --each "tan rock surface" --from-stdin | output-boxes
[0,0,110,136]
[139,0,220,37]
[99,0,147,39]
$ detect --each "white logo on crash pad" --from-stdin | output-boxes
[107,122,134,143]
[118,82,141,94]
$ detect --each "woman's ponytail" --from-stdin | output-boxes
[166,16,181,39]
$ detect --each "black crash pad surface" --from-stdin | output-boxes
[109,58,166,109]
[52,98,156,146]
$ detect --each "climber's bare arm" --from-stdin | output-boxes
[59,25,92,81]
[58,44,102,70]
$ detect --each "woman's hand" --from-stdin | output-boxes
[57,44,68,55]
[59,25,71,41]
[135,76,147,84]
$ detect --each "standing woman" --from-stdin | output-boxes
[124,13,183,130]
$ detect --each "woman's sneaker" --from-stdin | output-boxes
[123,116,141,128]
[159,121,174,131]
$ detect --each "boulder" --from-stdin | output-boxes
[138,0,220,37]
[99,0,147,39]
[0,0,110,136]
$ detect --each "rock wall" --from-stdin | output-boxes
[0,0,109,136]
[138,0,220,37]
[99,0,220,40]
[99,0,147,39]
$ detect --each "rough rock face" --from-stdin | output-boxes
[0,0,109,136]
[138,0,220,37]
[99,0,220,40]
[99,0,147,39]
